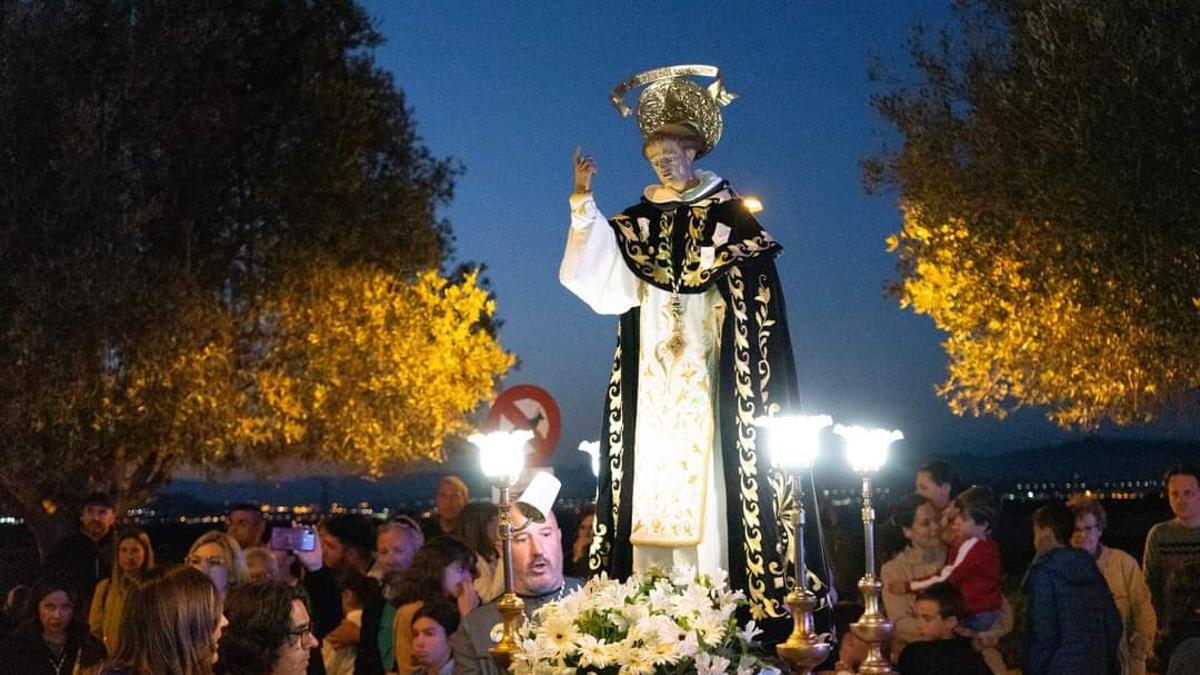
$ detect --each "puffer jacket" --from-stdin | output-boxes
[1022,545,1122,675]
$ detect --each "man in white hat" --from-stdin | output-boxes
[450,472,582,675]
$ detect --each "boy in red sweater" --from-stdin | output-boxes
[889,486,1003,632]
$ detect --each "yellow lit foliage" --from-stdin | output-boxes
[91,264,514,480]
[242,263,515,475]
[889,203,1198,429]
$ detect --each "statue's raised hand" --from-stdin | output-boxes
[573,146,597,195]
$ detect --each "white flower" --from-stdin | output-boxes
[619,651,655,675]
[710,567,730,589]
[574,634,610,669]
[695,652,732,675]
[670,563,698,586]
[736,619,764,644]
[672,581,716,618]
[514,564,762,675]
[692,609,728,645]
[647,580,674,612]
[540,615,577,658]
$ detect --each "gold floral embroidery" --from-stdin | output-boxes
[611,187,780,293]
[768,469,796,584]
[755,276,776,411]
[630,290,719,547]
[591,324,626,574]
[728,266,785,619]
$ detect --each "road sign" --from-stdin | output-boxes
[485,384,562,466]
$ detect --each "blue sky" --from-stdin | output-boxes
[348,1,1194,480]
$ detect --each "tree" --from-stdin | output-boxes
[867,0,1200,429]
[0,0,512,557]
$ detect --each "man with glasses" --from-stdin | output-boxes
[219,581,321,675]
[1068,495,1155,675]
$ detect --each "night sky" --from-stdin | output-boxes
[346,0,1195,481]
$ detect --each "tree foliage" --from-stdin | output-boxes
[242,264,515,476]
[868,0,1200,428]
[0,0,512,551]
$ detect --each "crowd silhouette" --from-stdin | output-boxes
[1,463,1199,675]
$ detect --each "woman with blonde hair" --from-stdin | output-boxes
[187,531,249,600]
[243,547,280,583]
[99,565,227,675]
[89,528,155,654]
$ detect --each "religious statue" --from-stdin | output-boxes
[559,65,835,642]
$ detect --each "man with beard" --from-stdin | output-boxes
[44,492,117,615]
[450,474,581,675]
[356,519,424,675]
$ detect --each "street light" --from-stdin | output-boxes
[833,425,903,675]
[756,414,833,675]
[469,429,533,669]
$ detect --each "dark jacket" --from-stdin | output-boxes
[1022,545,1122,675]
[897,635,991,675]
[44,530,115,614]
[0,625,105,675]
[304,566,343,675]
[354,593,390,675]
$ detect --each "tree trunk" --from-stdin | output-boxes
[19,500,74,564]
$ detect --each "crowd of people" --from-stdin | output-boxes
[835,460,1200,675]
[0,462,1198,674]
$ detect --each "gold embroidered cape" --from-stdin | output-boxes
[587,180,835,646]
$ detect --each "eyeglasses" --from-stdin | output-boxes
[287,623,313,644]
[188,556,227,569]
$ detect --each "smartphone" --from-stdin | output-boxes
[270,526,316,552]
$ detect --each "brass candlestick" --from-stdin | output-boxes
[489,483,525,669]
[776,472,832,674]
[470,429,533,671]
[850,473,893,674]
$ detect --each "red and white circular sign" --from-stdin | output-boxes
[484,384,562,466]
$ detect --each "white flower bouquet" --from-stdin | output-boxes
[510,566,779,675]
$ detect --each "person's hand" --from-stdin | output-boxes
[290,521,323,573]
[886,580,909,595]
[454,579,480,617]
[955,625,977,639]
[972,633,998,649]
[573,146,596,194]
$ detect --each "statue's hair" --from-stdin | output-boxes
[641,126,704,158]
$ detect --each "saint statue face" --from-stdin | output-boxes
[644,137,697,191]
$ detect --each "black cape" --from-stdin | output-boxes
[586,179,835,646]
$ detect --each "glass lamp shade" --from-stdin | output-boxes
[755,414,832,472]
[833,425,903,474]
[469,430,533,485]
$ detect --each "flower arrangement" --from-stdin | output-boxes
[510,566,780,675]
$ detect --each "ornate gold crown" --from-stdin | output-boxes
[610,65,737,159]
